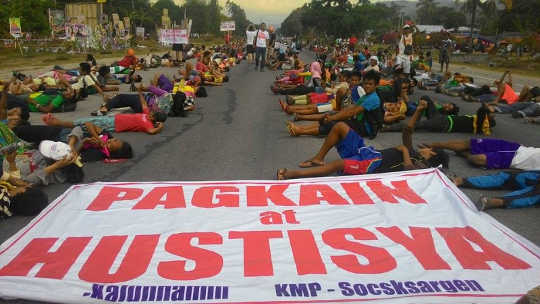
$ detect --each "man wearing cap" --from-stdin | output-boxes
[396,23,417,77]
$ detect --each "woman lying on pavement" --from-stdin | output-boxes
[453,171,540,210]
[277,99,449,180]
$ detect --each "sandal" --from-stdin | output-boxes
[279,99,287,112]
[276,168,287,180]
[286,122,297,136]
[299,159,324,168]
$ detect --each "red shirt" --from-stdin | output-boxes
[196,61,209,73]
[114,108,154,133]
[118,55,137,68]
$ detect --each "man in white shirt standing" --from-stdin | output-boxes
[245,24,257,64]
[396,24,416,77]
[254,22,270,72]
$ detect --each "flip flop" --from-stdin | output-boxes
[299,159,324,168]
[279,99,287,112]
[276,168,287,180]
[286,122,297,136]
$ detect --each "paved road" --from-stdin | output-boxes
[0,51,539,303]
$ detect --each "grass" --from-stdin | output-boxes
[0,36,228,74]
[434,54,540,79]
[0,42,168,74]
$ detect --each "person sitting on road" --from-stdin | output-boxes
[277,99,449,179]
[286,70,382,139]
[363,56,380,74]
[114,48,139,69]
[427,138,540,170]
[453,171,540,210]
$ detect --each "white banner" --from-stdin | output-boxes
[220,21,236,32]
[159,29,188,44]
[0,169,538,303]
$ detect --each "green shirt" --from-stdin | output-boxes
[29,93,64,112]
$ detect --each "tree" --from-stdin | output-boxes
[226,1,252,37]
[416,0,438,24]
[1,0,55,36]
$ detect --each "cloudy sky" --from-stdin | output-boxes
[218,0,311,25]
[169,0,311,25]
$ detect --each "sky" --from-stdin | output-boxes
[218,0,311,25]
[169,0,311,26]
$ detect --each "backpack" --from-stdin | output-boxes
[196,86,207,98]
[362,106,384,140]
[169,92,187,117]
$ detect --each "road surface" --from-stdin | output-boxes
[0,51,539,303]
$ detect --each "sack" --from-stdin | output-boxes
[196,86,207,98]
[169,92,187,117]
[404,44,413,55]
[363,107,384,139]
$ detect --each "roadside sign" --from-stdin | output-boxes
[220,21,235,32]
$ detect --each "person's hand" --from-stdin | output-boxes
[418,100,428,110]
[4,151,17,163]
[54,155,76,169]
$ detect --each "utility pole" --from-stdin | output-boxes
[469,0,477,52]
[131,0,135,10]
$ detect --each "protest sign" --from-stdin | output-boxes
[0,169,538,303]
[159,29,188,44]
[220,21,236,32]
[9,18,21,38]
[136,27,145,39]
[48,9,65,38]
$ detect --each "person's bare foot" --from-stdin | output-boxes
[452,177,464,186]
[478,196,504,211]
[41,114,59,126]
[286,122,298,136]
[299,159,324,168]
[277,168,288,180]
[279,99,288,112]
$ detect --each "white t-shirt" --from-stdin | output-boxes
[364,65,380,73]
[256,30,269,48]
[246,30,257,46]
[511,146,540,170]
[72,75,96,90]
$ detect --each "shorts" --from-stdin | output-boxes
[470,138,520,169]
[396,55,411,74]
[74,116,116,134]
[319,120,367,137]
[337,130,382,175]
[439,54,450,64]
[247,45,254,54]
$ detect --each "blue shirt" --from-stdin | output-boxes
[355,91,381,137]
